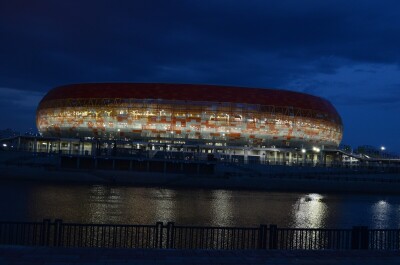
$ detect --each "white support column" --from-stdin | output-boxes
[81,141,84,155]
[34,138,37,153]
[17,137,21,151]
[91,141,96,156]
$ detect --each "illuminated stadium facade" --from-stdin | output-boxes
[36,83,343,149]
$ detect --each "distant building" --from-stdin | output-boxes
[339,144,353,153]
[24,128,40,137]
[0,128,20,139]
[355,145,399,159]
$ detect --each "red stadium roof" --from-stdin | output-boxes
[40,83,341,121]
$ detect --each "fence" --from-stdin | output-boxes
[0,220,399,250]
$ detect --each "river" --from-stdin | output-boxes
[1,181,399,228]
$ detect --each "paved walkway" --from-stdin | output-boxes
[0,246,400,265]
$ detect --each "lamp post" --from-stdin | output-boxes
[380,146,386,159]
[301,148,306,166]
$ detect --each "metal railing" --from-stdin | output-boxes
[1,220,400,250]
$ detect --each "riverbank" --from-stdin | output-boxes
[1,151,399,194]
[1,163,400,194]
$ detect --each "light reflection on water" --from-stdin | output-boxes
[154,189,176,222]
[211,190,233,226]
[371,200,391,229]
[88,185,123,223]
[291,194,328,228]
[1,181,400,228]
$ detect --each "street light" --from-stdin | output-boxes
[381,146,386,151]
[312,146,320,153]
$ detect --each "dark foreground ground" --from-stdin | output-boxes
[0,246,400,265]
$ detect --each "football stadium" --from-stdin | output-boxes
[36,83,343,149]
[1,84,399,188]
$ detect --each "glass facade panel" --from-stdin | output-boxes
[37,98,342,148]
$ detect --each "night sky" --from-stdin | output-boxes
[1,1,399,152]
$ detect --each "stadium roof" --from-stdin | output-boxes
[41,83,340,120]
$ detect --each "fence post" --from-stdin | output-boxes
[269,225,278,249]
[155,222,163,249]
[41,219,51,246]
[53,219,63,247]
[166,222,175,249]
[6,223,13,245]
[360,226,369,249]
[258,225,268,249]
[351,226,361,249]
[351,226,369,249]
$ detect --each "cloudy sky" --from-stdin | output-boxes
[1,0,399,151]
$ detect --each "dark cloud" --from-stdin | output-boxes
[332,93,400,107]
[2,0,400,91]
[0,0,399,150]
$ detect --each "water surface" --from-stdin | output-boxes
[1,181,399,228]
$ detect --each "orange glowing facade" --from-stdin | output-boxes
[36,83,343,148]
